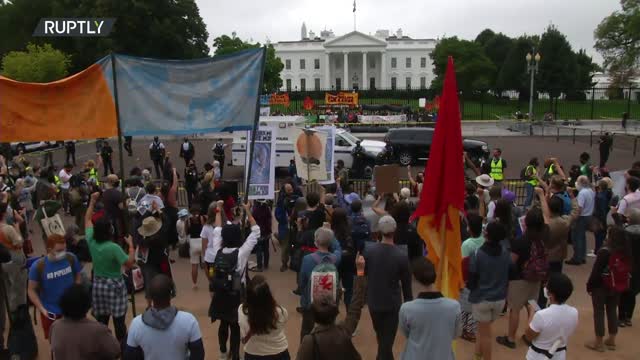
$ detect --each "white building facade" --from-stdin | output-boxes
[273,29,437,91]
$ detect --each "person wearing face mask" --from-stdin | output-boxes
[27,234,82,340]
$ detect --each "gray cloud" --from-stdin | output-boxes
[197,0,620,64]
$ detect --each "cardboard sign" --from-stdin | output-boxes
[325,92,359,105]
[269,93,290,107]
[374,165,401,194]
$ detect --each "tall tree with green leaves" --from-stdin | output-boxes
[475,29,514,92]
[594,0,640,88]
[496,36,538,99]
[213,35,284,93]
[536,25,577,98]
[1,43,70,82]
[430,36,495,91]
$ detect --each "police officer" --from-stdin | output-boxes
[65,140,76,166]
[488,148,506,184]
[124,136,133,157]
[212,139,226,178]
[149,136,166,179]
[179,137,195,167]
[100,141,114,175]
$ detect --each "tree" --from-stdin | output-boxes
[475,29,514,91]
[594,0,640,87]
[536,25,577,98]
[213,35,284,92]
[0,0,210,72]
[1,43,70,82]
[575,49,601,89]
[430,36,496,91]
[496,36,537,99]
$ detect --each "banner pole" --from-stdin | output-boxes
[111,52,136,317]
[437,214,447,293]
[244,47,268,203]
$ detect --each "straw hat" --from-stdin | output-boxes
[138,216,163,237]
[475,174,495,188]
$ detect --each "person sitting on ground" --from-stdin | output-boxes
[399,257,461,360]
[296,254,367,360]
[239,275,290,360]
[50,285,121,360]
[523,273,578,360]
[27,234,82,340]
[125,274,204,360]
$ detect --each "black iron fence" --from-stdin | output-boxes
[267,87,640,121]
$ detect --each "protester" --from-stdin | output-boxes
[201,201,223,282]
[332,207,356,308]
[209,201,259,360]
[252,200,273,272]
[275,183,297,272]
[296,254,367,360]
[614,176,640,219]
[59,163,73,214]
[586,226,632,352]
[348,198,372,253]
[102,174,125,238]
[50,284,121,360]
[461,214,485,342]
[475,174,494,217]
[185,206,204,289]
[468,221,511,360]
[138,213,171,307]
[149,136,166,179]
[336,159,350,192]
[239,275,290,360]
[85,192,136,347]
[365,215,413,360]
[125,274,204,360]
[523,273,578,360]
[399,257,461,360]
[390,201,424,261]
[619,209,640,326]
[486,185,502,222]
[566,175,595,265]
[179,137,195,167]
[593,179,613,253]
[298,226,342,340]
[523,157,541,208]
[579,152,593,182]
[27,234,82,339]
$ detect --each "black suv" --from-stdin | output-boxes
[379,127,489,166]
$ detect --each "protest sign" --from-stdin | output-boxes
[293,128,329,182]
[245,127,277,200]
[374,165,401,194]
[316,126,336,184]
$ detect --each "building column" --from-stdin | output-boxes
[343,52,349,90]
[324,52,331,89]
[380,51,387,89]
[362,52,368,90]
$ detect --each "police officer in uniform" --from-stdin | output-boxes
[212,139,226,178]
[149,136,166,179]
[100,141,114,175]
[65,140,76,166]
[124,136,133,157]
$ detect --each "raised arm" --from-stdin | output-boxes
[535,187,551,224]
[372,194,388,216]
[340,255,367,333]
[85,192,100,230]
[407,166,417,188]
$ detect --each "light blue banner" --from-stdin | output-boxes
[114,48,264,136]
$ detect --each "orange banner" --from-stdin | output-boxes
[324,92,359,105]
[269,93,290,107]
[0,61,117,142]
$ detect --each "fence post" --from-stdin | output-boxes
[556,127,560,142]
[590,131,593,147]
[634,137,638,157]
[590,87,595,120]
[554,97,559,120]
[480,101,484,120]
[572,128,576,144]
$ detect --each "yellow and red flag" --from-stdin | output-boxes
[412,57,464,299]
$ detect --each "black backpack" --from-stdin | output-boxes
[211,249,243,294]
[350,215,371,253]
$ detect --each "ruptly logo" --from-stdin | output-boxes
[33,18,116,37]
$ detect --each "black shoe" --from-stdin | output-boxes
[496,336,516,349]
[280,265,288,272]
[565,260,582,265]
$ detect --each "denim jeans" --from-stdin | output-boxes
[571,216,590,263]
[524,183,535,208]
[256,235,270,269]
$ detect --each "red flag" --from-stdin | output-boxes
[412,56,464,298]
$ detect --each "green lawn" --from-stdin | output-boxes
[269,98,639,120]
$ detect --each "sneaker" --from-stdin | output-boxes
[496,336,516,349]
[219,351,229,360]
[624,319,632,327]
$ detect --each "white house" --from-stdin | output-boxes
[273,26,437,91]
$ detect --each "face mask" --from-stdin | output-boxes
[543,287,549,300]
[53,251,66,261]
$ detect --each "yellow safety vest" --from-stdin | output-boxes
[490,159,504,181]
[526,165,539,186]
[54,175,61,186]
[547,165,555,176]
[89,168,100,185]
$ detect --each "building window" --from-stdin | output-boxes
[420,57,427,68]
[286,79,292,92]
[420,77,426,89]
[369,58,376,69]
[314,59,320,69]
[314,78,321,90]
[300,59,305,70]
[406,77,411,89]
[391,57,397,69]
[285,59,291,70]
[336,78,342,91]
[406,57,411,68]
[300,78,306,91]
[391,77,397,90]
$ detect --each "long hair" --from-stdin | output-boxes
[608,226,632,261]
[523,207,548,246]
[331,208,351,245]
[242,275,281,335]
[494,199,513,239]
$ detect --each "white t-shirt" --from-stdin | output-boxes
[58,169,72,190]
[487,201,497,221]
[618,190,640,217]
[127,311,201,360]
[526,304,578,360]
[200,224,221,264]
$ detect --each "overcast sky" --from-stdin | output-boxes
[196,0,620,65]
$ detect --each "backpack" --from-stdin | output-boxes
[309,253,340,304]
[350,215,371,253]
[211,249,243,294]
[522,239,549,281]
[602,248,631,293]
[552,192,572,216]
[127,188,143,214]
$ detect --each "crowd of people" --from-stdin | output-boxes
[0,134,639,360]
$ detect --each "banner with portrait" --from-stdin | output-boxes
[293,128,329,182]
[245,127,277,200]
[325,92,359,105]
[315,126,336,185]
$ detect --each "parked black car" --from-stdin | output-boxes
[379,127,490,166]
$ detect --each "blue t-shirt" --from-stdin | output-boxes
[28,254,82,314]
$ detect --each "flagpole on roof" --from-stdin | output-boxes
[353,0,356,31]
